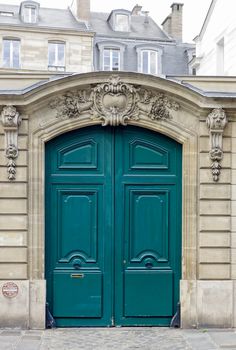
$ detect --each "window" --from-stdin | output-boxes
[0,11,13,16]
[103,48,120,71]
[115,14,129,31]
[2,39,20,68]
[141,50,158,75]
[23,5,37,23]
[48,42,65,71]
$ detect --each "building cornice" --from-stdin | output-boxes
[0,24,94,36]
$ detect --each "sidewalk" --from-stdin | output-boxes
[0,327,236,350]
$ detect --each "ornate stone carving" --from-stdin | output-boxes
[50,75,179,126]
[1,105,21,180]
[206,108,227,182]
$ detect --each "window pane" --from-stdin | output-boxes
[103,48,120,70]
[48,42,65,68]
[48,43,56,66]
[24,6,36,23]
[24,7,30,23]
[142,51,148,73]
[150,51,157,74]
[12,40,20,68]
[112,50,120,70]
[57,43,65,66]
[3,40,10,67]
[3,39,20,68]
[116,14,129,31]
[31,7,36,22]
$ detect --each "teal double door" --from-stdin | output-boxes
[45,125,182,327]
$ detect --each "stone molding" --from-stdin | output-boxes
[206,108,227,182]
[49,75,180,126]
[1,105,21,181]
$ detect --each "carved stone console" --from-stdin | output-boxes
[50,75,180,126]
[206,108,227,182]
[1,105,21,180]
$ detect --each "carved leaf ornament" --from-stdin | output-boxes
[50,75,180,126]
[0,105,21,181]
[206,108,227,182]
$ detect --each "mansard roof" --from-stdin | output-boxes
[90,11,172,41]
[0,3,90,32]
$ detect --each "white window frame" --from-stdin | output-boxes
[48,41,65,72]
[24,5,37,23]
[2,38,20,69]
[136,46,163,76]
[140,50,158,75]
[103,48,120,71]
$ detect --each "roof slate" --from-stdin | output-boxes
[0,4,89,31]
[90,12,171,41]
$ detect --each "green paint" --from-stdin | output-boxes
[45,126,182,327]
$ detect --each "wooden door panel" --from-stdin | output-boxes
[127,188,169,265]
[124,270,173,317]
[45,126,113,327]
[115,126,182,326]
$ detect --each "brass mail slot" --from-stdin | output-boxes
[70,273,84,278]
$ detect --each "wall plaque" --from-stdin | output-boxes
[2,282,19,298]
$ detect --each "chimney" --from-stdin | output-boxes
[76,0,90,21]
[131,4,142,15]
[162,3,183,41]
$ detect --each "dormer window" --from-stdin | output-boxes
[115,14,129,31]
[24,5,37,23]
[20,1,39,24]
[108,10,130,32]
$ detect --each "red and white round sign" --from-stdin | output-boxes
[2,282,18,298]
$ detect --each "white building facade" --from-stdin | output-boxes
[191,0,236,75]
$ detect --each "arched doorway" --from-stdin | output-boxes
[45,125,182,327]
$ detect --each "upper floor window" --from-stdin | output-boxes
[115,14,129,31]
[48,41,65,71]
[24,5,37,23]
[140,50,158,75]
[20,1,39,23]
[2,39,20,69]
[103,48,120,71]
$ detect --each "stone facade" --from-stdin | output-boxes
[0,72,236,328]
[0,2,93,74]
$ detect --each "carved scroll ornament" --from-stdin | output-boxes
[206,108,227,182]
[1,105,21,181]
[50,75,179,126]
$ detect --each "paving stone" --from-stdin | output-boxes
[0,330,21,336]
[1,327,236,349]
[208,331,236,348]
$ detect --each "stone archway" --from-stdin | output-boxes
[24,73,199,328]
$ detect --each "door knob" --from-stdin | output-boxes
[145,262,153,269]
[73,259,82,270]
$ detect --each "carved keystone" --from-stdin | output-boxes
[1,105,21,181]
[206,108,227,182]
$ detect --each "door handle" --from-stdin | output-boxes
[145,262,153,269]
[73,259,82,270]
